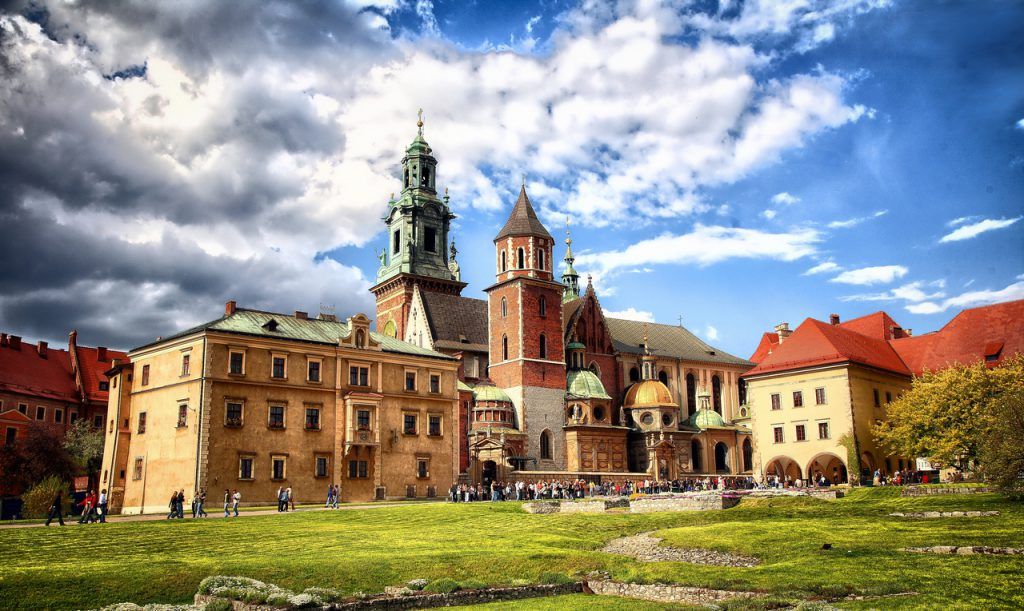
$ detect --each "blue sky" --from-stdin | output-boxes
[0,0,1021,354]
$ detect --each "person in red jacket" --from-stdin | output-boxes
[77,490,97,524]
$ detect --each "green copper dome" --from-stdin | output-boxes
[473,384,512,403]
[689,408,726,429]
[567,369,612,400]
[566,341,586,351]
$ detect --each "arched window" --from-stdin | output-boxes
[383,320,397,338]
[712,375,722,414]
[686,373,697,417]
[738,378,747,405]
[502,335,508,360]
[404,168,409,188]
[629,367,640,383]
[500,250,507,272]
[539,334,547,359]
[658,370,669,386]
[742,438,753,471]
[501,297,507,318]
[589,361,600,377]
[540,429,552,460]
[421,167,430,187]
[715,442,730,473]
[691,440,703,472]
[517,247,525,269]
[538,248,545,270]
[539,296,546,317]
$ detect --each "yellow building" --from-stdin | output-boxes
[99,302,459,514]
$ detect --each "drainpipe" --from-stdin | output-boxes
[193,336,208,494]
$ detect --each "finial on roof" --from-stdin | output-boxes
[416,108,424,134]
[587,273,593,285]
[521,173,526,187]
[643,322,649,346]
[443,186,450,204]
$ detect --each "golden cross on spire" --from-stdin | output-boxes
[416,108,424,134]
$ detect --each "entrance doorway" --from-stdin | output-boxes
[482,460,497,485]
[715,442,730,473]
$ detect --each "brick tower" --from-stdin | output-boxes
[485,185,567,469]
[371,111,465,338]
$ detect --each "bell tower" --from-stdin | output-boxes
[371,111,465,339]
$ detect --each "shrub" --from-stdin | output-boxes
[303,587,341,602]
[459,579,488,590]
[202,600,232,611]
[423,578,461,594]
[538,571,572,585]
[406,579,429,591]
[21,476,72,518]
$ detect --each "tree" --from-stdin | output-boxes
[978,391,1024,497]
[873,355,1024,487]
[64,418,105,474]
[21,476,73,518]
[0,423,78,495]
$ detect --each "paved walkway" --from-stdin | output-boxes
[0,501,442,529]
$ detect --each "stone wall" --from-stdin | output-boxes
[901,486,992,497]
[629,494,740,513]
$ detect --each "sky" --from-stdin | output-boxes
[0,0,1021,359]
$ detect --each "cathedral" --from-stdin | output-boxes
[370,116,755,484]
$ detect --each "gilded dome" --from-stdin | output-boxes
[473,384,512,404]
[567,369,611,400]
[623,379,676,408]
[689,408,726,429]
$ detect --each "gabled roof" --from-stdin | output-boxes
[74,345,128,404]
[745,318,911,377]
[0,341,78,402]
[890,299,1024,375]
[495,185,552,240]
[839,311,904,340]
[133,308,453,360]
[749,332,780,363]
[606,318,752,367]
[419,292,489,353]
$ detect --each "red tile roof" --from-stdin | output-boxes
[749,332,780,363]
[746,318,910,376]
[839,311,905,340]
[0,340,78,402]
[74,345,128,404]
[890,300,1024,375]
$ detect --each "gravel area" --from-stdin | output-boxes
[603,531,759,567]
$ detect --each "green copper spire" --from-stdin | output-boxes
[562,216,580,302]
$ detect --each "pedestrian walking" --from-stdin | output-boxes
[197,489,208,517]
[78,489,97,524]
[223,488,231,517]
[232,489,241,516]
[167,490,178,519]
[97,488,108,523]
[45,490,64,526]
[176,489,186,518]
[288,487,295,511]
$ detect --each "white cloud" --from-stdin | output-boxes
[839,280,946,303]
[1016,118,1024,130]
[761,208,778,219]
[576,224,822,276]
[704,324,719,341]
[604,307,655,322]
[939,216,1023,243]
[830,265,908,285]
[771,191,800,205]
[827,209,888,228]
[803,261,841,275]
[947,216,977,227]
[906,279,1024,314]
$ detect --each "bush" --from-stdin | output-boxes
[21,476,72,519]
[538,571,573,585]
[202,601,232,611]
[423,578,461,594]
[458,579,488,590]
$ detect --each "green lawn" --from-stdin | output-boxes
[0,487,1021,610]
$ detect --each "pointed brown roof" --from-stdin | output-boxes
[495,185,552,240]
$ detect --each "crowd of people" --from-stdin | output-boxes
[447,476,760,502]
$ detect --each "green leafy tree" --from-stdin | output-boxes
[63,418,105,473]
[978,391,1024,497]
[20,475,73,518]
[0,423,78,494]
[874,355,1024,486]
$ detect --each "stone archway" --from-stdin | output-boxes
[860,450,877,482]
[714,442,730,473]
[764,456,802,483]
[807,453,848,484]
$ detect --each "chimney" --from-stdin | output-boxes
[225,300,237,316]
[294,311,308,320]
[10,335,21,350]
[905,329,912,337]
[317,313,337,322]
[774,323,791,343]
[68,329,78,349]
[111,358,121,367]
[1,333,7,347]
[97,346,108,362]
[829,313,840,325]
[37,340,48,358]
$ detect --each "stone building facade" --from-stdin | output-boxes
[99,303,460,513]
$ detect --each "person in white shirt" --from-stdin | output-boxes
[97,489,108,523]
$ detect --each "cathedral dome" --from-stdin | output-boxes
[567,369,611,400]
[689,408,726,429]
[473,384,512,404]
[623,379,676,408]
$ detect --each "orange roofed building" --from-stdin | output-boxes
[743,300,1024,484]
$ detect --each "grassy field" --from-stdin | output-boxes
[0,487,1021,609]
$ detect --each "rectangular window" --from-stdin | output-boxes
[133,458,144,480]
[226,402,243,427]
[307,360,321,383]
[54,408,64,424]
[99,381,109,391]
[239,457,254,480]
[429,374,440,394]
[18,403,27,415]
[349,366,369,387]
[465,356,479,378]
[424,226,436,253]
[773,426,784,443]
[181,354,190,376]
[818,422,830,439]
[93,414,103,429]
[138,412,147,434]
[315,456,329,478]
[229,351,245,375]
[69,411,78,424]
[428,414,442,436]
[885,391,893,404]
[793,391,803,408]
[348,460,368,478]
[357,409,371,430]
[305,407,320,430]
[417,459,429,479]
[873,388,880,407]
[141,364,150,386]
[405,371,417,391]
[271,456,286,480]
[815,388,826,405]
[272,356,287,379]
[177,404,188,428]
[770,394,781,410]
[795,424,806,441]
[35,406,45,421]
[392,229,401,254]
[5,427,16,446]
[268,406,285,429]
[403,413,417,435]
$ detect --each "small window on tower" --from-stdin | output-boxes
[500,251,507,272]
[424,227,436,253]
[538,248,545,270]
[517,247,525,269]
[393,229,401,254]
[422,167,430,187]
